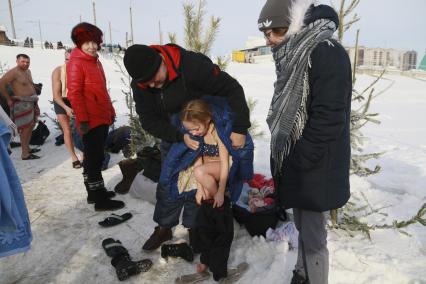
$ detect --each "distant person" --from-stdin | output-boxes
[0,54,41,160]
[257,0,352,283]
[123,43,251,251]
[52,48,82,168]
[67,22,124,211]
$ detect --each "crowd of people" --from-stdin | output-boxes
[0,0,352,283]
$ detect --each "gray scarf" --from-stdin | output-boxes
[268,19,336,175]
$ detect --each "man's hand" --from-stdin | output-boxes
[80,121,89,134]
[65,106,74,118]
[230,132,246,149]
[183,133,199,150]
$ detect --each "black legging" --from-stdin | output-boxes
[82,124,109,184]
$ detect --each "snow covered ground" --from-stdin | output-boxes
[0,45,425,284]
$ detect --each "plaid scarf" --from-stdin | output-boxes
[268,19,336,175]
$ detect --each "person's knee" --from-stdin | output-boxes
[193,165,205,181]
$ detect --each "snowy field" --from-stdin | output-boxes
[0,45,425,284]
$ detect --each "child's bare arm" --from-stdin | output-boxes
[214,133,229,207]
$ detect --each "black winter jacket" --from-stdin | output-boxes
[131,44,250,143]
[275,5,352,212]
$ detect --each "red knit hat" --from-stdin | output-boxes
[71,22,103,50]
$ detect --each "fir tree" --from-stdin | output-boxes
[333,0,382,177]
[329,1,426,234]
[113,56,157,156]
[169,0,261,137]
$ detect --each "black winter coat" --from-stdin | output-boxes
[132,44,251,143]
[275,5,352,212]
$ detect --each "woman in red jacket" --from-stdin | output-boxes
[67,22,124,211]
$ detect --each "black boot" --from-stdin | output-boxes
[86,186,116,204]
[86,179,124,211]
[102,238,152,281]
[84,174,116,204]
[114,159,139,194]
[290,270,308,284]
[93,190,125,211]
[142,226,172,251]
[161,243,194,262]
[111,253,153,281]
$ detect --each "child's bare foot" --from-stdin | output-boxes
[196,263,207,273]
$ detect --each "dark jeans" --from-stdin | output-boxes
[153,141,199,228]
[82,124,109,184]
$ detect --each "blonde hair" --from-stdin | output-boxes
[180,99,212,124]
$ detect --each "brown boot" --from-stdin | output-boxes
[114,159,139,194]
[142,226,172,251]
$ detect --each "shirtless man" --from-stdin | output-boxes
[0,54,40,160]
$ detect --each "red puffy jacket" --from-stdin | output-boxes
[66,48,115,131]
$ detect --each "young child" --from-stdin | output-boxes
[180,99,234,281]
[181,99,229,208]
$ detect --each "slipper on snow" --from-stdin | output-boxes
[22,153,41,160]
[98,213,133,227]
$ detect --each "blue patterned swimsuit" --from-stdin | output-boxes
[201,142,219,157]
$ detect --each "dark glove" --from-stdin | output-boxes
[80,121,89,134]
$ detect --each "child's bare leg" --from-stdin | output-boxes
[193,161,221,198]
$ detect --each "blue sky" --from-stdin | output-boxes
[1,0,425,61]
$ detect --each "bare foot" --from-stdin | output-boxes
[196,263,207,273]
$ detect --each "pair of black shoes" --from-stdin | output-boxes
[161,243,194,262]
[102,238,152,281]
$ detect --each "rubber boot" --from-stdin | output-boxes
[114,159,139,194]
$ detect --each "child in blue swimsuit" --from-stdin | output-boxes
[180,99,233,280]
[180,99,230,209]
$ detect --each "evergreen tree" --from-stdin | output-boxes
[113,56,157,156]
[169,0,260,137]
[333,0,382,177]
[329,1,425,234]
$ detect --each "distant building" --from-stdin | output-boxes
[418,52,426,71]
[232,37,271,63]
[234,37,420,71]
[345,46,418,71]
[0,25,11,45]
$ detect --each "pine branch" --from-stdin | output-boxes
[247,97,265,138]
[201,15,220,55]
[343,14,360,32]
[168,32,177,44]
[359,69,385,97]
[183,2,195,50]
[343,0,360,17]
